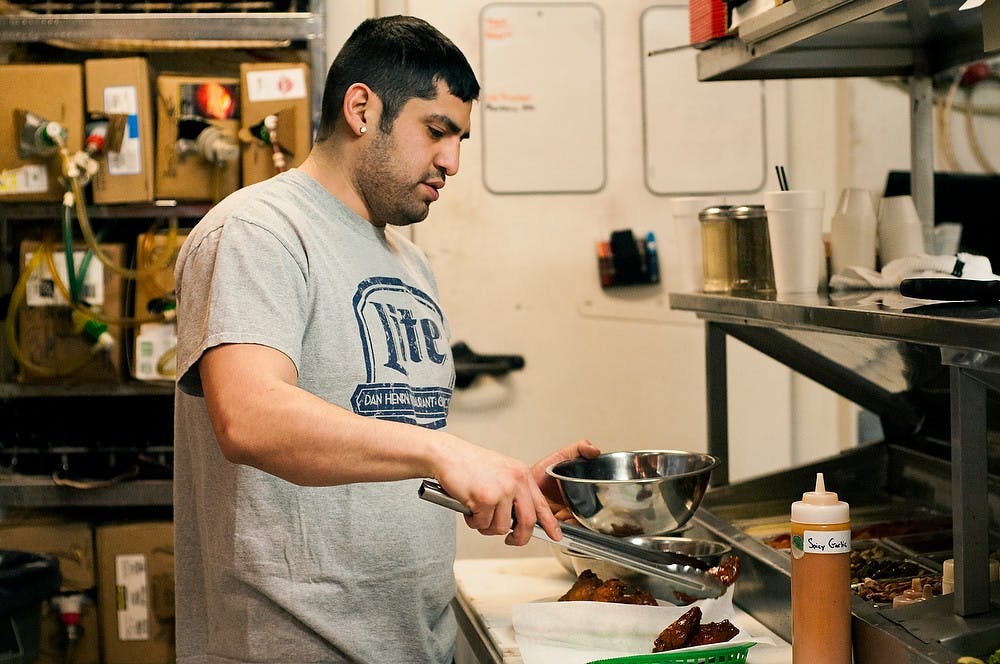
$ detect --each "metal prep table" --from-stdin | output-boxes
[670,289,1000,662]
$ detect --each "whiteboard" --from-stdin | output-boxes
[641,6,766,195]
[480,3,606,194]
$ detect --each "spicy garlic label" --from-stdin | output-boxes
[791,530,851,559]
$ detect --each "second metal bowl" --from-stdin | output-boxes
[564,536,732,600]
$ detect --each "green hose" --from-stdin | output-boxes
[62,204,79,304]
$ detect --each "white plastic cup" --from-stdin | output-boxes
[877,195,926,264]
[763,190,825,294]
[669,196,723,292]
[829,187,877,275]
[941,557,999,595]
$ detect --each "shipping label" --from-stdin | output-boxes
[134,322,177,381]
[246,67,308,102]
[104,85,142,176]
[115,553,151,641]
[0,164,49,194]
[25,251,105,307]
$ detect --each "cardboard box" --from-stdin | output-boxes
[84,57,155,204]
[95,521,175,664]
[38,597,101,664]
[133,322,177,382]
[240,62,311,186]
[155,74,240,201]
[132,228,187,319]
[0,511,95,591]
[0,64,84,202]
[985,0,1000,52]
[17,239,125,383]
[131,228,187,381]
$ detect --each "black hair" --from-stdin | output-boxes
[315,15,480,141]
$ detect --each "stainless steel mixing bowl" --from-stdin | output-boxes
[546,450,719,536]
[622,536,732,566]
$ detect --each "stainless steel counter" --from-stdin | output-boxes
[670,289,1000,660]
[669,290,1000,352]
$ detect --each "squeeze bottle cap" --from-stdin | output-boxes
[791,472,850,524]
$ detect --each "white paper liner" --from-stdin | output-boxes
[512,587,780,664]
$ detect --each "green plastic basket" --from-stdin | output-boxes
[587,641,755,664]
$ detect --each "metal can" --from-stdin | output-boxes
[730,205,775,294]
[699,205,737,293]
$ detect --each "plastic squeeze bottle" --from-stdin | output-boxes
[791,472,852,664]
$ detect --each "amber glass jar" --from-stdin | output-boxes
[699,205,737,293]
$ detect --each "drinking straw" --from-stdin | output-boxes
[775,165,789,191]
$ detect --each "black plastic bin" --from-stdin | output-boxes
[0,550,61,664]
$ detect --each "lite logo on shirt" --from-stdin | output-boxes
[350,276,452,429]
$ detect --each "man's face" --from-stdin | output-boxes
[356,80,473,228]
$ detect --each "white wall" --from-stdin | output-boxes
[323,1,878,561]
[847,76,1000,190]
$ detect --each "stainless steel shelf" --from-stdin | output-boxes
[695,0,991,81]
[0,0,327,131]
[0,201,212,222]
[0,3,328,514]
[0,12,321,43]
[0,474,172,507]
[0,382,173,399]
[669,290,1000,353]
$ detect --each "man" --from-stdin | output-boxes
[173,14,599,663]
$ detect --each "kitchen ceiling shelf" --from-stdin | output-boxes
[695,0,993,81]
[679,0,996,291]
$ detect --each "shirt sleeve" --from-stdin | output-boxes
[175,217,309,396]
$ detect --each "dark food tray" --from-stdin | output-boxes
[850,540,942,608]
[733,508,949,607]
[687,442,1000,662]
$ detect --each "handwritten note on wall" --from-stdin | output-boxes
[480,3,606,194]
[641,6,766,195]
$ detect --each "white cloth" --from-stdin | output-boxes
[828,252,997,291]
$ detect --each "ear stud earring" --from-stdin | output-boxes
[359,125,367,134]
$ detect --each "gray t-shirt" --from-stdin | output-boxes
[173,169,457,663]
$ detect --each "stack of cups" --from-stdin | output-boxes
[934,222,963,255]
[762,189,826,294]
[877,195,926,264]
[829,188,877,275]
[669,196,721,292]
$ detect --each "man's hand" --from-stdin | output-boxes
[432,439,600,547]
[433,441,557,547]
[532,439,601,523]
[532,439,601,502]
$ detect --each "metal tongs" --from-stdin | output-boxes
[418,479,726,600]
